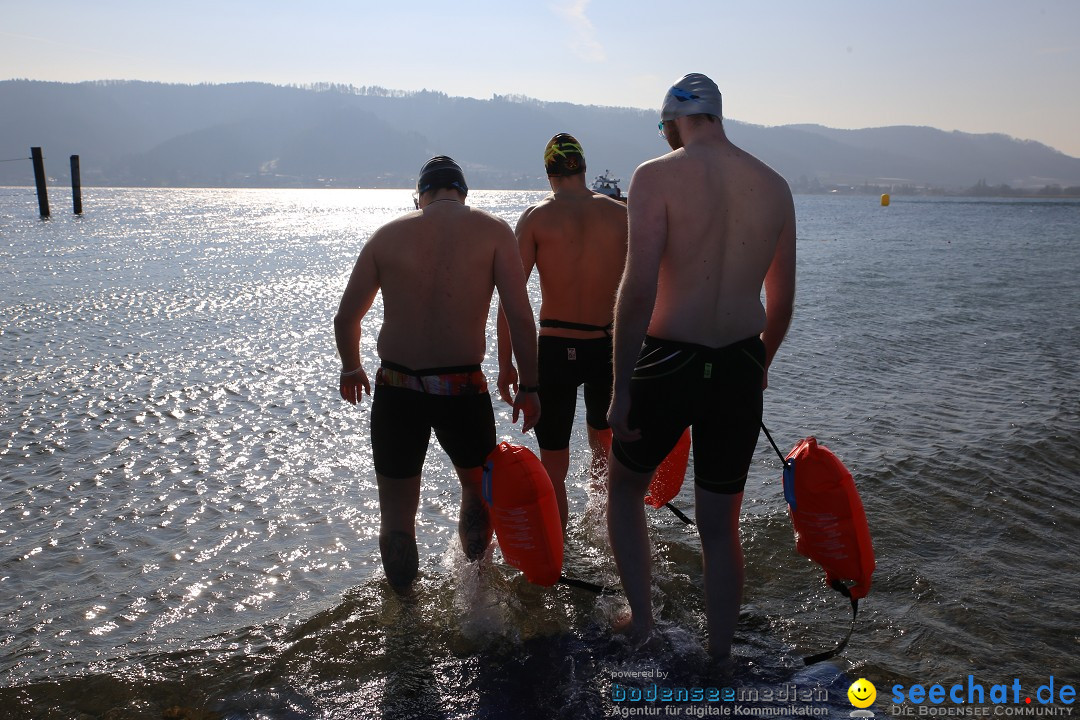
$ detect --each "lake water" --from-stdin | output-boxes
[1,188,1078,718]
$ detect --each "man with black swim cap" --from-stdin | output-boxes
[335,155,540,592]
[496,132,628,529]
[415,155,469,199]
[606,73,797,660]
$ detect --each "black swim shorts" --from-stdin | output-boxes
[370,362,496,479]
[611,335,765,494]
[534,335,614,451]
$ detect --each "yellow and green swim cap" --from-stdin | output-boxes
[544,133,586,177]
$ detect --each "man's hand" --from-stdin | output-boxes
[512,390,541,433]
[339,366,371,405]
[606,390,641,443]
[497,364,519,405]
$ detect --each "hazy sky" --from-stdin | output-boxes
[4,0,1079,157]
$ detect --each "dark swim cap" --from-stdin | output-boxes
[660,73,723,122]
[417,156,468,195]
[544,133,586,177]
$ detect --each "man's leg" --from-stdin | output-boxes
[607,455,656,640]
[429,389,496,561]
[454,465,493,561]
[535,374,577,530]
[376,473,422,593]
[587,426,611,487]
[584,366,614,488]
[538,448,570,530]
[695,486,745,659]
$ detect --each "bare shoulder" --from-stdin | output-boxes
[473,205,513,227]
[523,195,559,218]
[761,161,795,212]
[593,194,629,226]
[515,196,562,234]
[365,210,420,249]
[628,152,680,199]
[636,150,684,180]
[738,146,793,194]
[760,158,791,191]
[518,199,546,221]
[593,193,629,211]
[465,206,515,237]
[634,153,671,176]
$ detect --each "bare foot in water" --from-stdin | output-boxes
[459,493,493,562]
[380,529,419,594]
[612,611,635,635]
[613,611,661,651]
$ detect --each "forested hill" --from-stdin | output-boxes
[3,80,1079,193]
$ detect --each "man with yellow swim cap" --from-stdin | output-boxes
[496,133,628,529]
[606,74,797,659]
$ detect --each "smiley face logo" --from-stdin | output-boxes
[848,678,877,708]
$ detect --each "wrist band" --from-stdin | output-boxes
[340,367,364,377]
[518,384,539,393]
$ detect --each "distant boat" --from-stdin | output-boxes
[591,170,625,201]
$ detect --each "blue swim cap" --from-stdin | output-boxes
[660,73,722,122]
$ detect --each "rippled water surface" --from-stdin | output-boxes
[1,188,1078,718]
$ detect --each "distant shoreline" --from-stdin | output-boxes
[3,184,1079,199]
[6,80,1079,194]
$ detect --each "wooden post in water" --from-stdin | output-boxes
[31,146,50,218]
[70,155,83,215]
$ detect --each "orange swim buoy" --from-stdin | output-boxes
[596,428,692,509]
[482,442,564,586]
[774,433,875,663]
[645,428,691,509]
[784,436,875,600]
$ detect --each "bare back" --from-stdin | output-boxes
[632,140,795,347]
[518,191,628,335]
[366,204,516,367]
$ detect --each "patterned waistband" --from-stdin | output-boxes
[375,362,488,396]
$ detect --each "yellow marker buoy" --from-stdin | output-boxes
[881,193,890,206]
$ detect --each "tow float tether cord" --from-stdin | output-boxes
[663,422,789,526]
[557,575,620,595]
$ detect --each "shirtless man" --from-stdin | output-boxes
[335,156,540,593]
[606,74,796,659]
[497,133,628,528]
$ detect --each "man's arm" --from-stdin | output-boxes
[495,206,539,403]
[493,220,541,432]
[607,163,667,441]
[515,206,539,280]
[495,310,517,404]
[760,189,796,389]
[333,239,380,404]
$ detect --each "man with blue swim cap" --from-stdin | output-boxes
[606,73,797,661]
[660,72,724,122]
